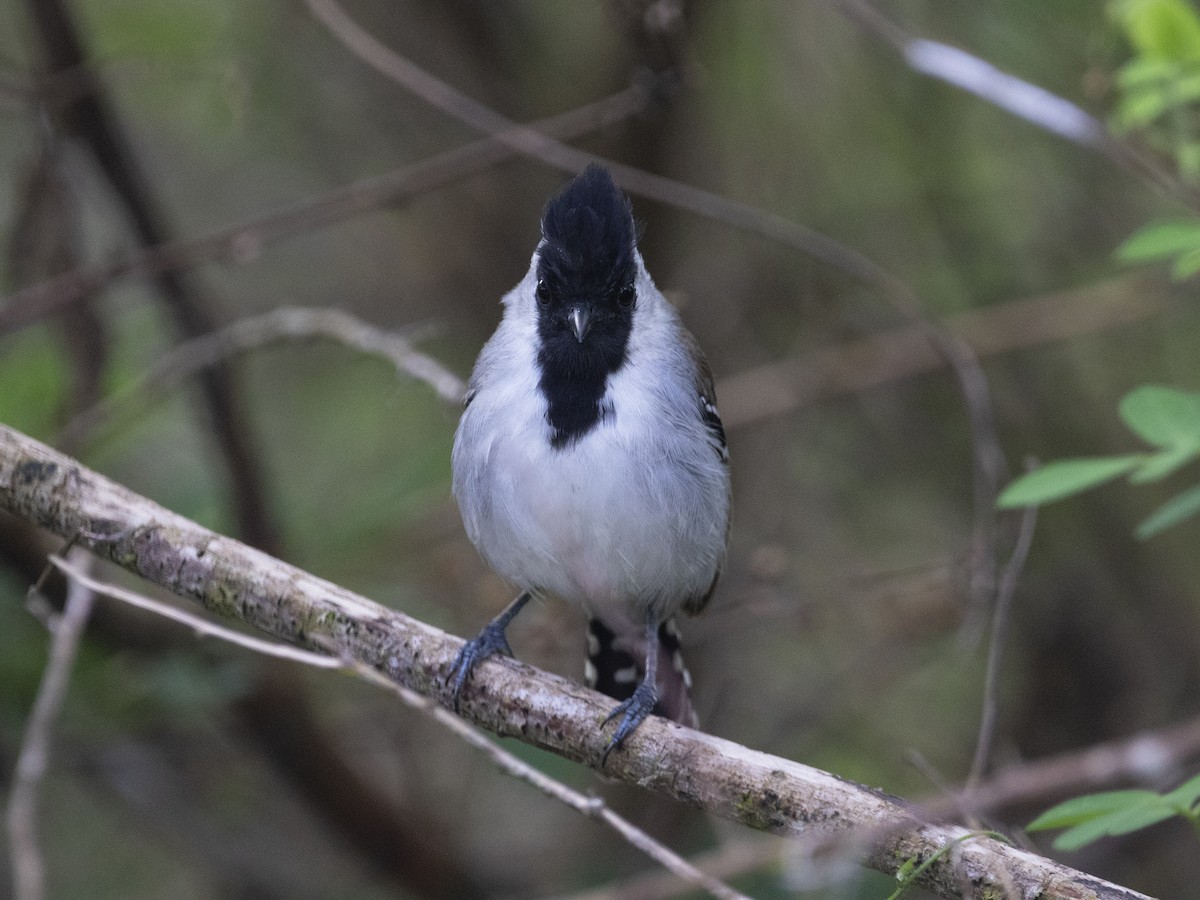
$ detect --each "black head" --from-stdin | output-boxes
[534,165,640,447]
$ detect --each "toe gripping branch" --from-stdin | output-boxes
[448,591,532,708]
[601,677,658,764]
[600,612,661,765]
[449,595,663,767]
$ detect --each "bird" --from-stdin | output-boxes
[449,164,731,760]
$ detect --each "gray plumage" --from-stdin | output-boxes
[450,165,730,754]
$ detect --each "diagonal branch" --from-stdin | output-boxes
[46,555,748,900]
[0,424,1150,900]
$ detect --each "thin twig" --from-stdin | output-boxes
[941,713,1200,817]
[715,274,1166,429]
[831,0,1200,207]
[966,502,1038,797]
[301,0,907,289]
[7,547,96,900]
[344,661,751,900]
[62,306,466,445]
[47,554,343,669]
[835,0,1108,148]
[0,84,651,334]
[49,555,750,900]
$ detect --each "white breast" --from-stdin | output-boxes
[452,318,727,627]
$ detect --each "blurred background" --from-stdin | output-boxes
[2,0,1200,897]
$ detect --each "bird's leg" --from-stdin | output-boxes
[601,612,659,764]
[449,590,533,709]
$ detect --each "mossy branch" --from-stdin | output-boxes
[0,423,1149,900]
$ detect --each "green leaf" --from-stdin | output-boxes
[1113,60,1200,130]
[1116,55,1180,88]
[1171,244,1200,278]
[1163,773,1200,812]
[1053,804,1177,851]
[1113,90,1171,129]
[1119,385,1200,448]
[1137,482,1200,538]
[1114,0,1200,61]
[1029,788,1179,851]
[996,456,1144,508]
[1029,790,1160,830]
[1130,445,1200,482]
[1116,218,1200,263]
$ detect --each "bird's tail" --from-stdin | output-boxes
[585,616,699,729]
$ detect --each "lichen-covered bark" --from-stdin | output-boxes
[0,424,1149,900]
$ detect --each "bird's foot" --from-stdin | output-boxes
[601,679,658,764]
[449,622,513,709]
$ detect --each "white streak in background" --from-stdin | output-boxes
[905,39,1106,147]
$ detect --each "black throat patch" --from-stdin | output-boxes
[535,166,638,449]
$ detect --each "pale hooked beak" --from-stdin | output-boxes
[568,306,592,343]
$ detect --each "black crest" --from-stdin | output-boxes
[534,165,640,448]
[538,164,637,301]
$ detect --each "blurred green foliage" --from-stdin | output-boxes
[998,385,1200,537]
[3,0,1200,897]
[1029,773,1200,850]
[1111,0,1200,175]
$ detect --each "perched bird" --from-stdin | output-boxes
[450,164,731,758]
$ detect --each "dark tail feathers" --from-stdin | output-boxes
[585,616,699,729]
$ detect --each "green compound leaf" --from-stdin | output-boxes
[1118,385,1200,449]
[997,456,1144,508]
[1116,218,1200,264]
[1138,483,1200,538]
[1029,790,1160,830]
[1029,789,1178,851]
[1130,446,1200,483]
[1114,0,1200,62]
[1172,243,1200,278]
[1163,773,1200,812]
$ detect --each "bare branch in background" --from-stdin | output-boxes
[63,306,467,446]
[940,713,1200,817]
[6,548,95,900]
[0,425,1152,900]
[835,0,1108,148]
[63,274,1167,455]
[0,84,652,334]
[300,0,919,292]
[49,555,749,900]
[48,555,342,669]
[715,275,1167,428]
[831,0,1200,206]
[967,502,1038,799]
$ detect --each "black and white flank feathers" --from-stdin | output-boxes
[450,165,731,758]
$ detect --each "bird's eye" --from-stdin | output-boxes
[536,280,552,307]
[617,284,636,309]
